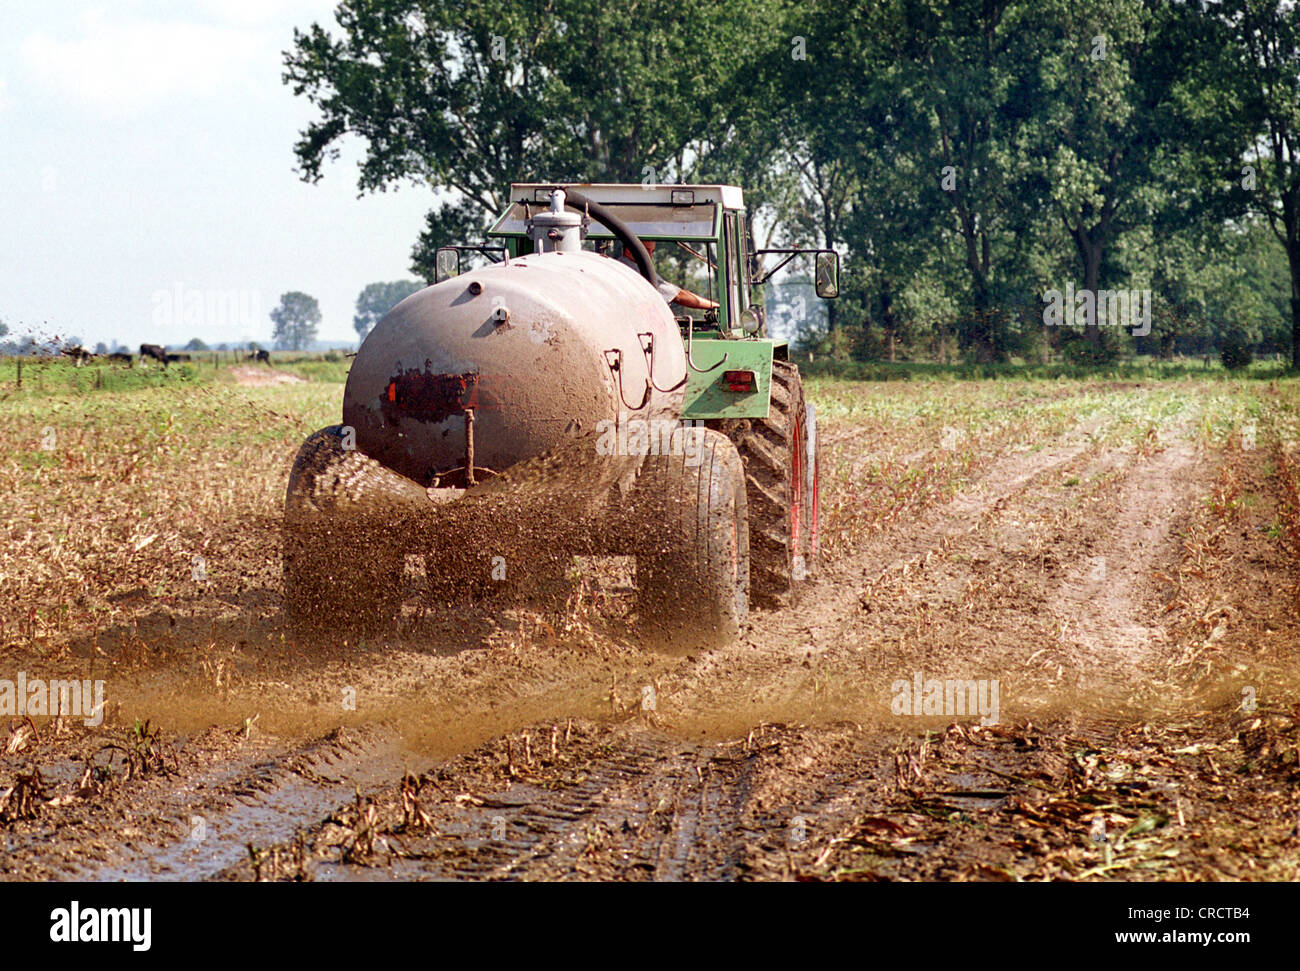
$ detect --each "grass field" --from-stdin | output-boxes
[0,350,352,397]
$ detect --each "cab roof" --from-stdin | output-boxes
[490,183,743,241]
[507,183,744,209]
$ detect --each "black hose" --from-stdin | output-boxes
[553,188,658,288]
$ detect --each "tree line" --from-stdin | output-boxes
[268,281,425,350]
[283,0,1300,366]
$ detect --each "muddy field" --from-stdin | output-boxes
[2,371,1299,881]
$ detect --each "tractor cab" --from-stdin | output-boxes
[435,183,840,422]
[441,183,839,336]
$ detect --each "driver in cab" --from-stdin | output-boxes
[613,239,719,311]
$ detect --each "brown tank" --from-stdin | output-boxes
[342,250,686,485]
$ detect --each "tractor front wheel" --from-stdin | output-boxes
[712,359,815,607]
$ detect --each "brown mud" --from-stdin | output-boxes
[228,366,306,387]
[2,382,1299,880]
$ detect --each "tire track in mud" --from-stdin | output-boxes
[809,421,1217,728]
[92,728,409,882]
[208,721,891,882]
[1044,442,1205,679]
[5,728,412,882]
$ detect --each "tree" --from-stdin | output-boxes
[1014,0,1247,355]
[1222,0,1300,367]
[354,280,425,340]
[902,0,1051,362]
[270,292,321,351]
[185,337,210,351]
[283,0,782,276]
[779,0,1042,360]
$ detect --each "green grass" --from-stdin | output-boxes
[0,357,209,395]
[0,351,354,398]
[794,355,1293,383]
[269,355,353,383]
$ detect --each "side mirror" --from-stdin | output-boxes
[815,251,840,299]
[435,247,462,283]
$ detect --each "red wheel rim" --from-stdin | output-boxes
[791,412,804,556]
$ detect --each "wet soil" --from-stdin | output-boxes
[3,382,1299,881]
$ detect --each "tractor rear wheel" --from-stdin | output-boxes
[282,425,405,639]
[711,359,815,607]
[636,428,748,651]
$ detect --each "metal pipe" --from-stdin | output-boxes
[553,189,659,289]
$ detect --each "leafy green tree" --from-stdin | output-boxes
[865,0,1043,361]
[283,0,782,276]
[270,292,321,351]
[780,0,1052,360]
[1221,0,1300,367]
[741,1,913,348]
[353,280,425,340]
[1015,0,1249,354]
[185,337,210,351]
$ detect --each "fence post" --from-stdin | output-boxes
[15,358,21,389]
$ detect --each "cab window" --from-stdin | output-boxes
[723,211,747,324]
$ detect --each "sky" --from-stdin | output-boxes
[0,1,438,349]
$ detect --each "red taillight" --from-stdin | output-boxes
[722,370,756,393]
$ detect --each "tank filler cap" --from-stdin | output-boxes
[527,188,585,254]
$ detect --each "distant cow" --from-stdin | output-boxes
[107,352,134,367]
[246,349,271,364]
[60,345,94,367]
[139,343,168,367]
[166,352,192,364]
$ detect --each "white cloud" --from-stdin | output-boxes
[21,9,274,114]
